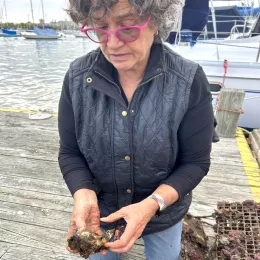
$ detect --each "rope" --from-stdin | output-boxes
[216,107,244,114]
[222,60,228,87]
[214,60,244,115]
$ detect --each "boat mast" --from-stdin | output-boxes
[210,0,220,61]
[30,0,35,24]
[41,0,45,24]
[3,0,7,21]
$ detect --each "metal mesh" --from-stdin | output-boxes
[215,201,260,259]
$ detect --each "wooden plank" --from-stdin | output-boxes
[215,88,245,138]
[0,219,66,252]
[250,129,260,165]
[0,186,73,212]
[0,155,62,181]
[0,199,71,231]
[0,241,81,260]
[0,111,57,129]
[0,112,58,161]
[0,111,257,259]
[0,175,69,196]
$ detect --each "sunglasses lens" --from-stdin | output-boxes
[118,28,139,42]
[86,29,107,43]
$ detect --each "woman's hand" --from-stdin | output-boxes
[100,198,159,253]
[66,189,102,253]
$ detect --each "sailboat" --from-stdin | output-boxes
[22,26,61,39]
[0,0,21,37]
[0,29,21,37]
[165,0,260,129]
[22,0,61,40]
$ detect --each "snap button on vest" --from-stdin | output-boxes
[86,77,92,83]
[126,189,132,194]
[122,111,128,117]
[125,156,131,161]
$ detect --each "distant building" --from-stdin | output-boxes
[50,19,78,30]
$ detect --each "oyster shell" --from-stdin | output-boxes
[68,229,115,259]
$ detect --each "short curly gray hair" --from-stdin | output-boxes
[66,0,184,40]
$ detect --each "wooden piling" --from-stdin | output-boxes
[250,129,260,166]
[215,88,245,138]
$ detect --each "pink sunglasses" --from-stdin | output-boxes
[81,17,151,43]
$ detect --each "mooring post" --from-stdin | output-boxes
[215,88,245,138]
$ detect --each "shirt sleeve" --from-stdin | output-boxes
[58,71,97,196]
[161,66,214,200]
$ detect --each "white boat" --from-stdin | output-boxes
[22,32,61,40]
[165,40,260,129]
[22,0,60,40]
[21,25,61,40]
[75,33,88,38]
[167,0,260,129]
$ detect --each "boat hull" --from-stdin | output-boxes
[75,35,88,38]
[199,61,260,129]
[0,33,21,37]
[165,43,260,129]
[22,34,61,40]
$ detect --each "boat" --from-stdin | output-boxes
[22,26,61,39]
[0,1,21,37]
[22,34,61,40]
[166,0,260,129]
[0,29,21,37]
[75,32,88,38]
[206,5,260,39]
[22,0,61,40]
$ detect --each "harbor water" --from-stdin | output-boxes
[0,37,97,112]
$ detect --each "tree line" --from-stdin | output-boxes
[0,22,63,30]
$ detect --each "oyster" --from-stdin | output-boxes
[68,229,115,259]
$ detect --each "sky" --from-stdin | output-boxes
[1,0,69,23]
[1,0,260,23]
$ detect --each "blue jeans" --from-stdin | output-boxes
[89,221,182,260]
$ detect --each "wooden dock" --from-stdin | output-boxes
[0,109,260,260]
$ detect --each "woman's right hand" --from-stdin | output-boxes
[66,189,101,253]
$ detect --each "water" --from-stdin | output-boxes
[0,37,97,112]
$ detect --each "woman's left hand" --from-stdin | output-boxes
[100,198,159,253]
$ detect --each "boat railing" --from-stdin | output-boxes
[229,24,253,39]
[173,28,260,62]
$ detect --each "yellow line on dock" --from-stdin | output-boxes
[0,107,57,117]
[236,129,260,202]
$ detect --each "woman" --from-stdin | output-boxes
[58,0,214,259]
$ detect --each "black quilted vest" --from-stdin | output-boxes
[69,43,197,235]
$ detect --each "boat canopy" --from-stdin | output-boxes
[182,0,209,39]
[237,6,260,17]
[167,0,209,43]
[2,29,17,35]
[33,26,57,36]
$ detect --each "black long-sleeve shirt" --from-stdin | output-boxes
[58,66,213,199]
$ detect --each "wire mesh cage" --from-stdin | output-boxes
[215,201,260,259]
